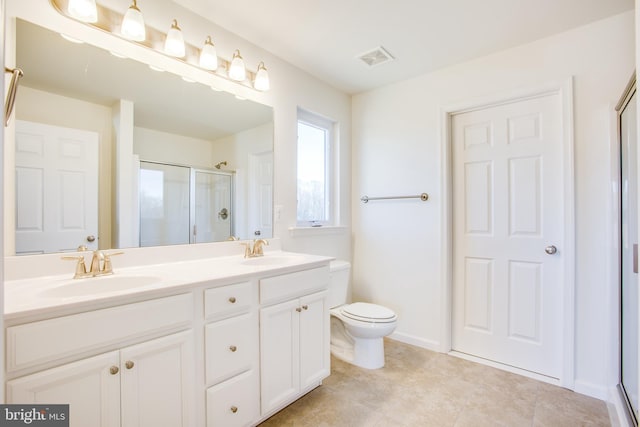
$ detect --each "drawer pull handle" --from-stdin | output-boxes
[125,361,135,370]
[109,366,119,375]
[302,305,309,310]
[229,345,237,352]
[295,307,302,312]
[230,406,238,414]
[229,297,237,303]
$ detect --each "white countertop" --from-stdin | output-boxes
[5,250,333,322]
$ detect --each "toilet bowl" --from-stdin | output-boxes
[329,261,397,369]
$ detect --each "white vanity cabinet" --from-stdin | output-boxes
[5,294,196,427]
[259,267,330,416]
[4,253,332,427]
[204,281,260,427]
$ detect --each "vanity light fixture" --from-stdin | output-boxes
[121,0,146,42]
[67,0,97,23]
[229,49,246,81]
[164,19,186,58]
[52,0,272,92]
[253,62,270,91]
[199,36,218,71]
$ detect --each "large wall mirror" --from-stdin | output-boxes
[8,17,274,255]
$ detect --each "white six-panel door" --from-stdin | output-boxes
[15,120,99,254]
[451,93,564,379]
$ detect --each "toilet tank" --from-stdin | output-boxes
[328,260,351,308]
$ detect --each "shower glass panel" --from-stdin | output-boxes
[193,170,233,243]
[620,84,639,424]
[139,162,190,247]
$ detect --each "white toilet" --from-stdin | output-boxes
[328,260,398,369]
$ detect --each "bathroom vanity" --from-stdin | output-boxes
[3,245,331,427]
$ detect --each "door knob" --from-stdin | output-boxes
[545,245,557,255]
[86,235,96,242]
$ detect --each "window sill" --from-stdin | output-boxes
[288,226,348,237]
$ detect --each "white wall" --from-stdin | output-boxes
[352,12,634,398]
[134,126,216,168]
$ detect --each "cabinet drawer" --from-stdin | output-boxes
[7,293,194,373]
[204,281,254,321]
[206,370,259,427]
[260,266,329,305]
[205,313,257,386]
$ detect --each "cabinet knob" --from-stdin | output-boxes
[302,305,309,310]
[229,345,237,352]
[295,307,302,312]
[125,360,135,370]
[229,297,237,303]
[230,406,238,414]
[109,366,119,375]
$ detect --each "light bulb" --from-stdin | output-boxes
[199,36,218,71]
[121,0,146,42]
[254,62,270,91]
[164,19,185,58]
[67,0,97,23]
[229,50,246,81]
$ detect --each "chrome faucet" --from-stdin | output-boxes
[62,249,123,279]
[241,239,269,258]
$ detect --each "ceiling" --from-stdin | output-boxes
[176,0,634,94]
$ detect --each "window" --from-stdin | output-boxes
[297,109,334,226]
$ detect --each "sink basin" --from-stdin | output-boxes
[41,275,161,298]
[241,255,302,266]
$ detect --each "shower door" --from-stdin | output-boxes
[139,162,190,247]
[192,170,233,243]
[139,162,234,246]
[619,79,639,425]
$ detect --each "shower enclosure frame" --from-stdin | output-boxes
[138,160,235,247]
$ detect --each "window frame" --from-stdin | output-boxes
[296,108,335,227]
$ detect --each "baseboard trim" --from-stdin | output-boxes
[387,332,440,352]
[573,379,610,400]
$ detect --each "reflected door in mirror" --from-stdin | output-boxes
[15,120,98,254]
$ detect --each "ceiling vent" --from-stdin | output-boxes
[357,46,394,67]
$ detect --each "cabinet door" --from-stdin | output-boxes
[299,290,330,389]
[120,331,195,427]
[260,299,300,414]
[6,351,121,427]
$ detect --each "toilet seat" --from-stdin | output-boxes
[341,302,397,323]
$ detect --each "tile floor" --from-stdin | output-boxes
[259,339,611,427]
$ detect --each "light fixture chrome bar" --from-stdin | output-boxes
[4,67,24,127]
[360,193,429,203]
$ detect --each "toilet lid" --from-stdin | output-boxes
[341,302,397,322]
